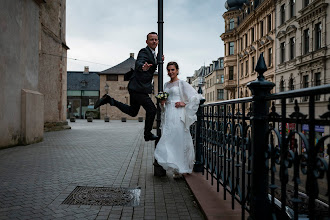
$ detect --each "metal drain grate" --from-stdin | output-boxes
[62,186,141,206]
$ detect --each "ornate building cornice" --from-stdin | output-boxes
[276,25,297,39]
[220,30,237,41]
[223,10,240,19]
[297,3,328,26]
[237,0,275,33]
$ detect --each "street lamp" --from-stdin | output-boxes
[104,83,109,122]
[104,83,109,94]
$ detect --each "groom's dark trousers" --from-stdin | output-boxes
[112,91,156,136]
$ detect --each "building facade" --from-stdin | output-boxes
[67,67,100,119]
[275,0,330,142]
[221,0,276,100]
[204,58,226,103]
[98,53,159,120]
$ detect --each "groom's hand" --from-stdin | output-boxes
[142,62,152,71]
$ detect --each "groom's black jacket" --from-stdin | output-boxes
[128,47,157,94]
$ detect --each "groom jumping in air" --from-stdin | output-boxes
[94,32,161,141]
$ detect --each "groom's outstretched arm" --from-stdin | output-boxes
[135,48,150,72]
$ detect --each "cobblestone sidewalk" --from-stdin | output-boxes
[0,120,204,220]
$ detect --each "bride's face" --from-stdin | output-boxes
[167,65,179,79]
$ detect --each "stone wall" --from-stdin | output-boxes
[39,0,69,131]
[0,0,68,148]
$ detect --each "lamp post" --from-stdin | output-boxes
[154,0,166,176]
[104,83,110,122]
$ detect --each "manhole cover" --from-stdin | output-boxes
[62,186,141,206]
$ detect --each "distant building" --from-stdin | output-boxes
[186,76,194,84]
[190,66,206,94]
[67,67,100,119]
[98,53,159,120]
[204,57,226,104]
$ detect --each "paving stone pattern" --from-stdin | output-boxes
[0,120,205,220]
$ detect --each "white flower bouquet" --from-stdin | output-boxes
[155,91,169,100]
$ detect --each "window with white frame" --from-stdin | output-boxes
[290,0,295,18]
[229,66,234,80]
[290,37,295,60]
[280,43,285,63]
[229,19,235,30]
[280,4,285,25]
[304,29,310,54]
[268,48,273,67]
[229,42,235,55]
[217,89,224,100]
[315,23,322,50]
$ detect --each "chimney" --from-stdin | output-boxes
[130,53,134,58]
[83,66,89,74]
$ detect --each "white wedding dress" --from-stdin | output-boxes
[154,80,202,174]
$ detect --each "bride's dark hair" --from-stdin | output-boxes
[167,62,179,74]
[167,62,179,70]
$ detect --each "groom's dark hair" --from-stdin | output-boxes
[147,32,158,40]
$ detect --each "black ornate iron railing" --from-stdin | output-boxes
[191,54,330,220]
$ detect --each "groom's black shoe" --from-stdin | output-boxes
[94,94,115,109]
[144,133,159,141]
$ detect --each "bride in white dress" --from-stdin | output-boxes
[154,62,203,178]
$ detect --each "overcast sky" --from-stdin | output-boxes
[66,0,227,81]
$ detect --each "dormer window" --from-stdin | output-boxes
[220,59,224,68]
[80,80,88,87]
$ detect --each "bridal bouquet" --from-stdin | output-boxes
[155,91,169,100]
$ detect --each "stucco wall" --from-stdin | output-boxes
[0,0,41,148]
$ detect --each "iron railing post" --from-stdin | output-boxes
[247,53,275,220]
[193,99,206,172]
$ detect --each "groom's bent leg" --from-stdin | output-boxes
[112,97,140,117]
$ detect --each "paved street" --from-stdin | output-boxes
[0,120,205,220]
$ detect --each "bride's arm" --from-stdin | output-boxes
[180,81,203,130]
